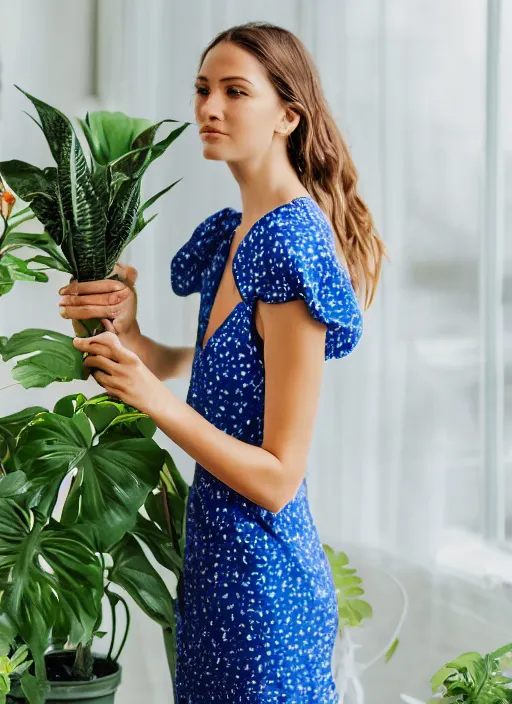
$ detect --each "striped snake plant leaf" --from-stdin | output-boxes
[2,88,189,293]
[105,178,142,275]
[15,86,108,281]
[103,122,190,270]
[131,178,183,245]
[0,162,64,246]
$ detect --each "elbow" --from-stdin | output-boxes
[264,473,305,516]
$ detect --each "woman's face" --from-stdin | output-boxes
[194,41,293,163]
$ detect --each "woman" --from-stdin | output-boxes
[60,21,386,703]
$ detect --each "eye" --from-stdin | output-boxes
[193,86,247,97]
[227,88,246,97]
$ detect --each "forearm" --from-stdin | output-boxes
[119,324,194,380]
[148,386,286,513]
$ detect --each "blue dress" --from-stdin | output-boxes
[170,195,363,703]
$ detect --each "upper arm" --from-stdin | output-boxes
[258,298,327,512]
[233,212,364,511]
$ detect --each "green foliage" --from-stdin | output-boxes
[0,641,33,704]
[0,86,190,703]
[0,87,190,287]
[323,544,373,631]
[0,394,188,702]
[0,329,85,388]
[427,644,512,702]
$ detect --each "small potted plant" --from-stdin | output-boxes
[401,642,512,703]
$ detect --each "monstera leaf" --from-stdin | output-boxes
[15,410,166,550]
[0,406,48,437]
[0,471,30,498]
[0,500,103,691]
[0,329,84,388]
[108,533,176,626]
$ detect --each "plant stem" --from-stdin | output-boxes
[106,588,117,663]
[0,382,21,392]
[112,593,130,662]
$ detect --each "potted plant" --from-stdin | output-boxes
[401,642,512,703]
[0,87,191,703]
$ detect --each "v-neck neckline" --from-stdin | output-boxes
[198,195,313,357]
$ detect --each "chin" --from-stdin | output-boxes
[202,146,229,161]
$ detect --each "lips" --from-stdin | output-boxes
[200,127,225,135]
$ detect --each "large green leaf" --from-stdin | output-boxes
[0,253,49,295]
[0,471,30,498]
[0,407,48,437]
[130,513,182,578]
[0,328,84,388]
[108,533,175,626]
[78,111,152,167]
[0,230,71,273]
[53,393,88,418]
[16,411,165,549]
[0,501,103,693]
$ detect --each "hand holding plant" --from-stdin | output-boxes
[73,327,169,415]
[59,262,139,340]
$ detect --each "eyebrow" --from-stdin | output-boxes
[196,75,254,86]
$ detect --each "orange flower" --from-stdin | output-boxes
[1,190,16,220]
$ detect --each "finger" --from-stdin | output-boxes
[74,340,114,358]
[59,280,128,296]
[60,304,124,321]
[112,263,138,289]
[59,288,131,308]
[84,355,118,374]
[102,318,116,333]
[91,369,123,391]
[73,331,120,353]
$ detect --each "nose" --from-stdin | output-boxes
[196,88,224,123]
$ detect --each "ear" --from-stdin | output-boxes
[277,106,301,138]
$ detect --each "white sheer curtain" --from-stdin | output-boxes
[93,0,512,568]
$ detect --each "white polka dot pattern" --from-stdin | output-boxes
[169,197,362,702]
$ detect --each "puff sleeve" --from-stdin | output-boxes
[170,207,238,296]
[236,219,364,361]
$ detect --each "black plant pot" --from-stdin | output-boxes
[9,650,122,703]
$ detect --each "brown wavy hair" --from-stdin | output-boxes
[197,21,389,311]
